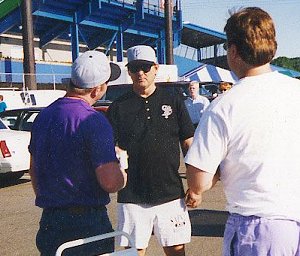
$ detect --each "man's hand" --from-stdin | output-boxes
[185,165,219,208]
[115,146,128,170]
[185,189,203,208]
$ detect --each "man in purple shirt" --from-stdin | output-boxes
[29,51,127,256]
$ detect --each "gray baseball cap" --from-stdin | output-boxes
[71,51,121,88]
[126,45,157,65]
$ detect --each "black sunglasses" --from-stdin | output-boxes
[128,63,153,73]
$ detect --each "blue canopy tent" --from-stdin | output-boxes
[271,65,300,78]
[180,63,238,83]
[178,62,299,84]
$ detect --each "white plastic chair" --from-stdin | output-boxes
[55,230,138,256]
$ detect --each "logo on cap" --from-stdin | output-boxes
[134,48,142,58]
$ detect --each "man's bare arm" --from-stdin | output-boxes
[180,137,193,156]
[185,164,220,208]
[95,162,127,193]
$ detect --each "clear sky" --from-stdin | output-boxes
[181,0,300,58]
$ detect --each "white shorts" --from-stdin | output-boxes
[117,198,191,249]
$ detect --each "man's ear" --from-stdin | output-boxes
[229,44,237,58]
[230,44,242,63]
[91,84,107,99]
[153,64,159,75]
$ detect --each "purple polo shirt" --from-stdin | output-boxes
[29,97,118,208]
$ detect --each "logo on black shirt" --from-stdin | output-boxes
[161,105,172,119]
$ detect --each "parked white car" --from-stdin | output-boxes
[0,119,30,180]
[0,89,66,110]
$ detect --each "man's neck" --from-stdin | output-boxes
[238,63,273,79]
[65,93,93,106]
[134,83,156,98]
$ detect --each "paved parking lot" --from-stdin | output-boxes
[0,169,227,256]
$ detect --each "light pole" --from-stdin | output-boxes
[164,0,173,64]
[21,0,37,90]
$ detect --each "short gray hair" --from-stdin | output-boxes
[68,80,94,95]
[189,81,199,87]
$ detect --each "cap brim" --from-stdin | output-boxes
[108,63,121,82]
[125,60,156,67]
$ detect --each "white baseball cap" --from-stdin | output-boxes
[126,45,157,65]
[71,51,121,88]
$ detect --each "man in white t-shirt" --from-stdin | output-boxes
[184,81,210,128]
[185,7,300,256]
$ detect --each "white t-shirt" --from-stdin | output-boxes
[185,71,300,221]
[184,95,210,124]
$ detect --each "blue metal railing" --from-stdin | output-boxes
[103,0,181,15]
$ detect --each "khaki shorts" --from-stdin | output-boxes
[117,198,191,249]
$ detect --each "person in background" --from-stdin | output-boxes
[218,81,232,93]
[184,80,210,128]
[0,95,7,112]
[185,7,300,256]
[29,50,127,256]
[107,45,194,256]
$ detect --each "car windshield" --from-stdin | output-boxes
[99,84,132,102]
[0,119,8,129]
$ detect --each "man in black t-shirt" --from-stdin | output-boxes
[107,45,194,256]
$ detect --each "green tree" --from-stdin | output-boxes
[272,57,300,72]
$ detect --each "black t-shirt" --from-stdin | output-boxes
[107,87,194,205]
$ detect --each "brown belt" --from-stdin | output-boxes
[44,205,106,215]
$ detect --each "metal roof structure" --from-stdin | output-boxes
[179,22,227,67]
[0,0,229,65]
[0,0,183,63]
[181,23,226,49]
